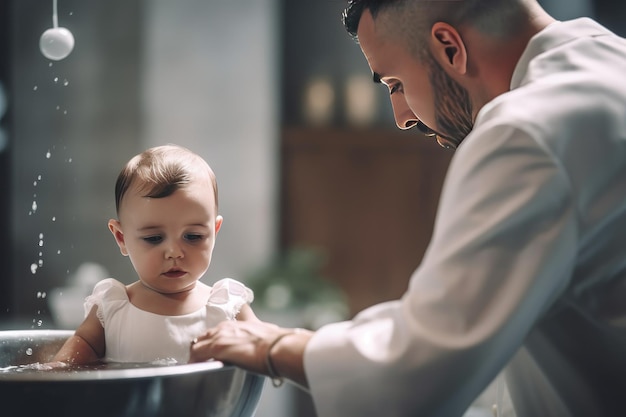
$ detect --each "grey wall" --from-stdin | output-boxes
[5,0,279,327]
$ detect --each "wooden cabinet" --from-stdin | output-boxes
[280,127,453,316]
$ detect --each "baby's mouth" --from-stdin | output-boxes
[163,268,187,278]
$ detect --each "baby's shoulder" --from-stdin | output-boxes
[207,278,254,305]
[90,278,129,301]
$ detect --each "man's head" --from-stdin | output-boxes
[342,0,549,148]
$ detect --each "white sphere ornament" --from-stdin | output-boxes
[40,27,75,61]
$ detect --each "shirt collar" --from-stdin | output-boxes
[511,18,614,89]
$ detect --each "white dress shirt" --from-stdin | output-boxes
[305,18,626,417]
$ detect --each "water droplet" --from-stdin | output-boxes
[48,62,53,67]
[68,157,72,163]
[39,233,44,239]
[41,292,46,299]
[57,250,61,255]
[63,79,69,86]
[37,320,43,327]
[38,240,44,247]
[30,264,38,274]
[69,11,73,16]
[63,110,68,115]
[33,181,37,186]
[37,292,42,298]
[38,259,43,267]
[33,85,38,91]
[31,201,37,212]
[38,175,42,180]
[38,252,42,257]
[25,348,33,356]
[53,77,59,84]
[52,216,56,221]
[46,151,51,159]
[55,105,60,111]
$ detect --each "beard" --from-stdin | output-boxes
[426,54,474,149]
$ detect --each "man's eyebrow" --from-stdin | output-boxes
[373,72,381,84]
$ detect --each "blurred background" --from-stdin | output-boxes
[0,0,624,416]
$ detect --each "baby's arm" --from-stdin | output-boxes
[52,305,105,364]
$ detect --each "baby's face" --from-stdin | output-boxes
[112,180,222,294]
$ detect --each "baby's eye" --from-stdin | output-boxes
[142,235,163,244]
[184,233,204,242]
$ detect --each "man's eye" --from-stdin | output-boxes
[389,83,401,95]
[142,235,163,244]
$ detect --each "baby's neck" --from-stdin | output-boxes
[127,280,210,316]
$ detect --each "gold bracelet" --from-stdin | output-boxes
[265,331,295,388]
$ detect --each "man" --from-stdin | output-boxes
[190,1,626,415]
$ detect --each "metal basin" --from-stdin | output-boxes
[0,330,264,417]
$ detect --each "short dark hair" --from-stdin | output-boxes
[343,0,530,43]
[342,0,402,39]
[114,144,218,215]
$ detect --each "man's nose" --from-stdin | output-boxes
[390,95,418,130]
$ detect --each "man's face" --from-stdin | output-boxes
[356,10,474,147]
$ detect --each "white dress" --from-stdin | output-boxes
[84,277,253,363]
[304,18,626,417]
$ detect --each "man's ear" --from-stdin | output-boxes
[430,22,468,75]
[108,219,129,256]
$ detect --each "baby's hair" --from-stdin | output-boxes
[114,144,218,215]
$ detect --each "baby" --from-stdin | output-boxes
[53,144,257,364]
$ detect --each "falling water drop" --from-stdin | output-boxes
[38,259,43,267]
[53,77,59,84]
[57,250,61,255]
[30,264,38,274]
[25,348,33,356]
[63,79,69,86]
[33,85,38,91]
[46,150,51,159]
[52,216,56,221]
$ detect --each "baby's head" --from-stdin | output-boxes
[109,145,223,294]
[114,144,218,215]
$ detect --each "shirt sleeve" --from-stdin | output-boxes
[83,278,128,327]
[206,278,254,320]
[304,124,578,417]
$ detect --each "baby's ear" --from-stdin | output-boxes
[108,219,129,256]
[215,215,223,235]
